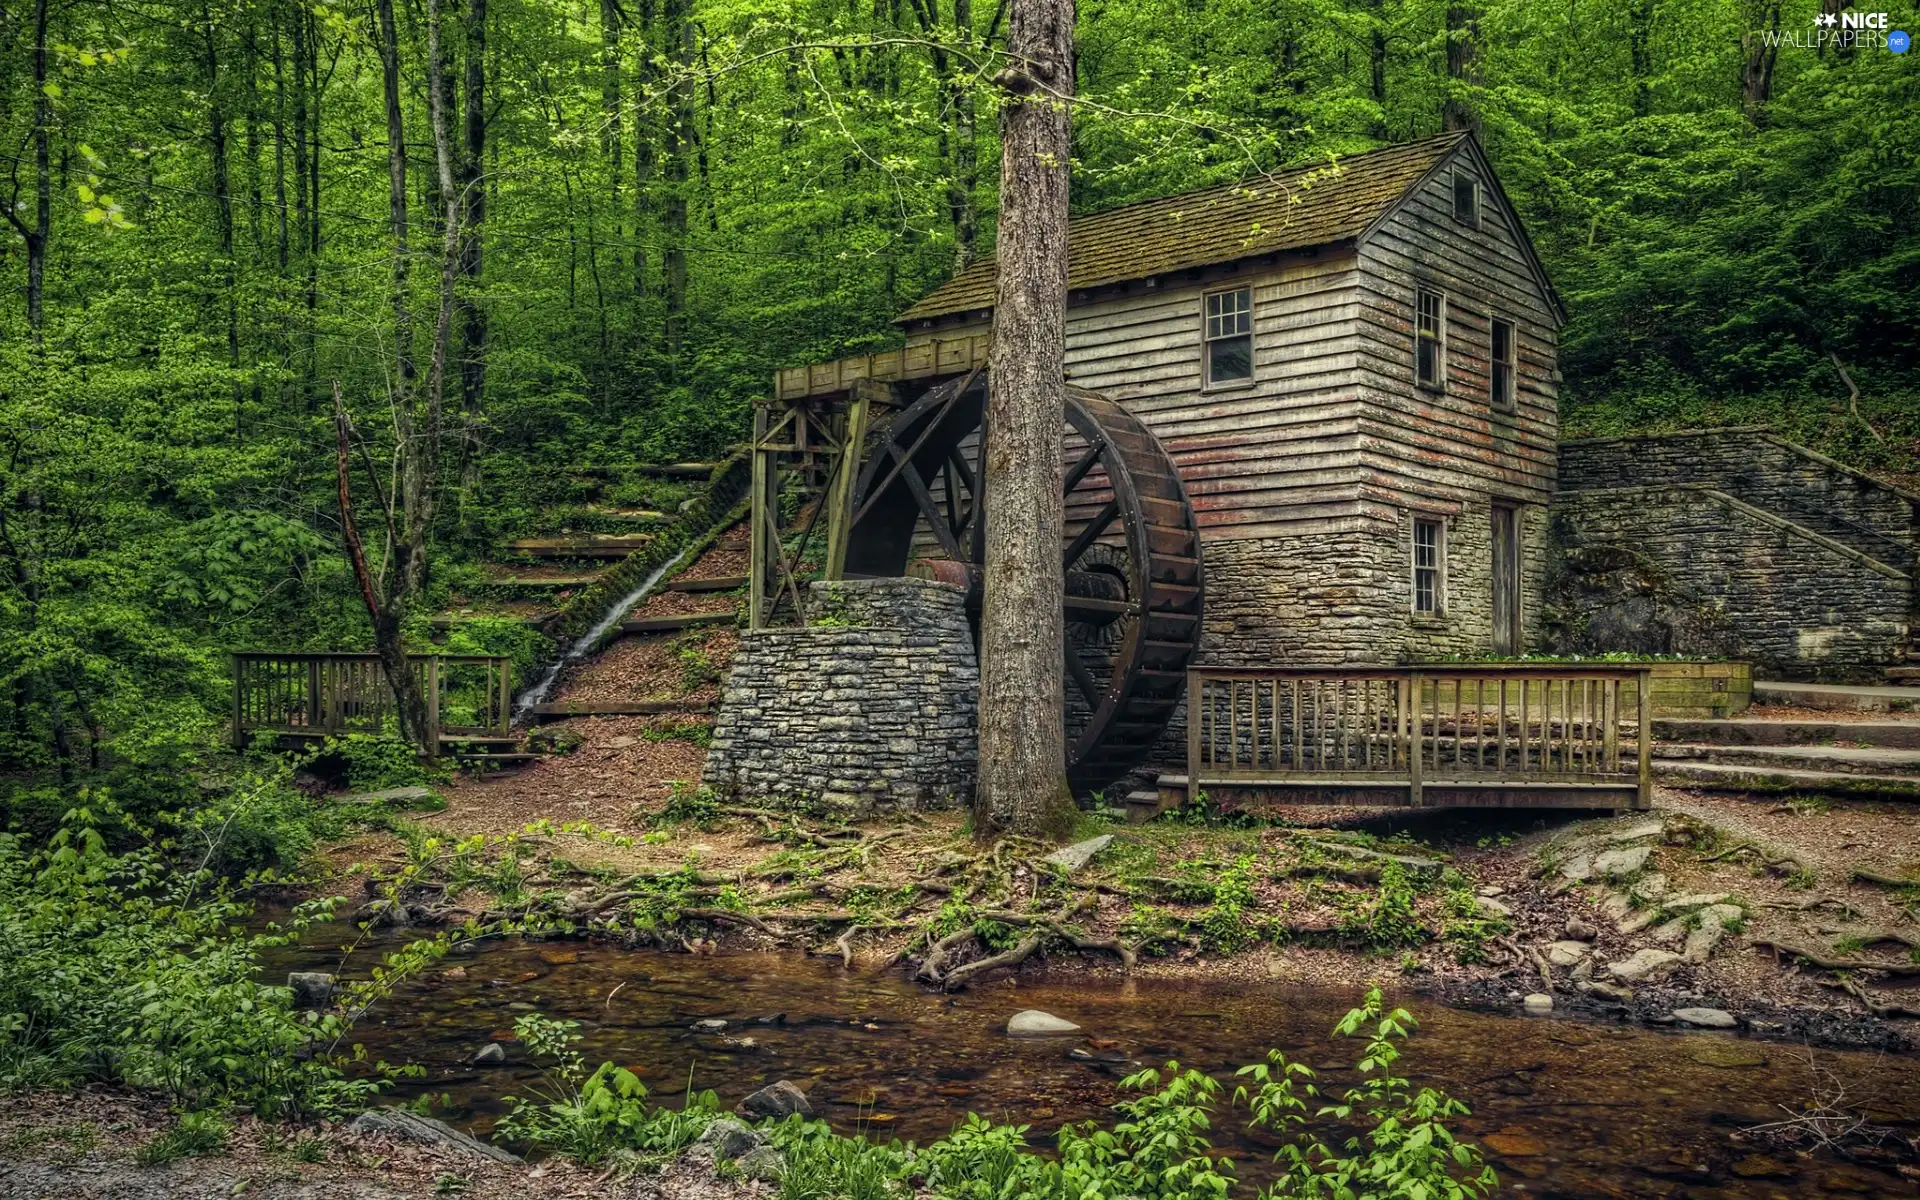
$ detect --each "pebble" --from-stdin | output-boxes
[1564,916,1598,941]
[1007,1010,1081,1036]
[1671,1007,1737,1029]
[1522,993,1554,1015]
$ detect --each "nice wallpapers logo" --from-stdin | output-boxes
[1761,9,1911,51]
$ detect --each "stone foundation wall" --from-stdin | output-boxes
[1546,486,1909,678]
[704,578,977,815]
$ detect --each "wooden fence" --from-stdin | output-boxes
[1185,664,1650,809]
[231,652,514,756]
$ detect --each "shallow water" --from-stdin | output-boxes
[274,933,1920,1197]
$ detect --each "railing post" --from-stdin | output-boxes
[231,655,245,748]
[1636,666,1652,810]
[425,656,443,759]
[1407,669,1424,808]
[497,658,513,734]
[1185,670,1203,804]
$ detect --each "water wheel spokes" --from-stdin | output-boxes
[845,374,1203,793]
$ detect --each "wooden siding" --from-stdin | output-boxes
[1352,145,1560,513]
[908,252,1368,541]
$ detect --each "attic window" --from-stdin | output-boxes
[1415,289,1446,390]
[1204,287,1254,386]
[1452,168,1480,228]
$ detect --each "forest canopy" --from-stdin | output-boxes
[1,0,1915,773]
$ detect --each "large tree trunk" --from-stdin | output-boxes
[975,0,1075,841]
[632,0,656,303]
[1740,0,1781,123]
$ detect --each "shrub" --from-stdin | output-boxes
[0,801,386,1117]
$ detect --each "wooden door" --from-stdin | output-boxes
[1491,503,1521,656]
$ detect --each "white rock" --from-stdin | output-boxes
[1651,917,1691,946]
[1041,835,1114,873]
[1522,993,1554,1015]
[1618,908,1663,936]
[1475,896,1513,920]
[1546,940,1592,968]
[1672,1007,1737,1029]
[1630,873,1670,903]
[1684,904,1743,964]
[1662,892,1730,913]
[1007,1010,1081,1036]
[1609,948,1684,983]
[1557,852,1595,883]
[1593,845,1652,880]
[1608,821,1667,844]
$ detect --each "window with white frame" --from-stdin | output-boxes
[1415,289,1445,390]
[1490,317,1516,411]
[1452,167,1480,228]
[1204,286,1253,385]
[1412,517,1445,615]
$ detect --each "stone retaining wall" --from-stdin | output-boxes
[1546,485,1909,678]
[703,578,977,815]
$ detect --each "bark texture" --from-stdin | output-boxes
[975,0,1076,841]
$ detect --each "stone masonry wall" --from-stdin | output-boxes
[704,578,977,815]
[1560,429,1917,571]
[1547,486,1909,678]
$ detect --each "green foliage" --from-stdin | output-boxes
[308,735,445,793]
[1201,855,1259,953]
[134,1110,231,1166]
[1338,862,1428,953]
[0,802,384,1116]
[494,1015,719,1164]
[658,782,721,825]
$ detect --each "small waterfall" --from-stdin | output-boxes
[511,544,696,722]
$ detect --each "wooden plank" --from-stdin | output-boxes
[619,613,734,635]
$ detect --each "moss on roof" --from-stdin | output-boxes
[898,132,1468,324]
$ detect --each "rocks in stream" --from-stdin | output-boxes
[1007,1010,1081,1036]
[1521,993,1554,1015]
[690,1018,729,1034]
[1672,1007,1738,1029]
[472,1042,507,1066]
[287,972,337,1008]
[348,1109,522,1164]
[737,1080,812,1119]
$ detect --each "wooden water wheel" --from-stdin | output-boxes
[843,372,1203,793]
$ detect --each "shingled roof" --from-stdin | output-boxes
[898,131,1470,324]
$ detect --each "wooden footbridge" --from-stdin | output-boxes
[1172,663,1652,811]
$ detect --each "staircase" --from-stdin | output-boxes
[1652,707,1920,799]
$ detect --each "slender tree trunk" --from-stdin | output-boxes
[458,0,488,484]
[976,0,1075,840]
[290,8,314,398]
[333,385,429,750]
[376,0,413,389]
[201,8,239,378]
[1628,0,1655,117]
[632,0,655,302]
[9,0,52,345]
[662,0,692,365]
[1740,0,1781,123]
[1442,0,1480,132]
[271,20,289,272]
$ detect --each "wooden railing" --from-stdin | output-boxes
[1186,664,1651,809]
[231,652,513,755]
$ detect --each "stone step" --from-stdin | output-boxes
[1888,666,1920,683]
[1653,718,1920,750]
[430,611,555,630]
[1753,680,1920,713]
[505,536,655,560]
[483,573,603,591]
[1655,742,1920,777]
[617,612,734,635]
[668,575,747,593]
[1653,758,1920,798]
[526,699,715,721]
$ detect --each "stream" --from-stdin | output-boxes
[272,932,1920,1197]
